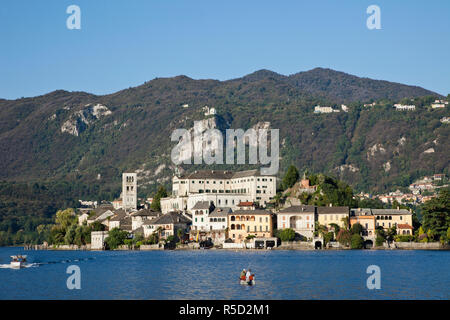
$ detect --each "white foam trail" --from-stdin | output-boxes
[0,263,39,269]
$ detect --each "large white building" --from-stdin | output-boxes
[122,172,137,211]
[161,169,277,213]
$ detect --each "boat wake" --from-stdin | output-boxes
[0,257,95,269]
[0,263,39,269]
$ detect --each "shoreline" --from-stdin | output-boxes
[12,242,450,252]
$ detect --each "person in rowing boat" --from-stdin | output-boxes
[246,269,252,282]
[240,269,246,281]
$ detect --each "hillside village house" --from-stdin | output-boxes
[394,104,416,111]
[130,209,159,230]
[108,209,127,229]
[190,206,231,243]
[161,169,276,213]
[277,205,316,239]
[317,206,350,229]
[191,201,215,231]
[228,210,274,243]
[142,211,191,239]
[314,105,339,113]
[431,99,448,108]
[85,205,116,227]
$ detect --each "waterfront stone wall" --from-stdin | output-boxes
[278,241,314,250]
[390,242,449,250]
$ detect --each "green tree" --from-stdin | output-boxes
[55,208,76,230]
[151,185,168,211]
[375,227,386,246]
[336,229,352,247]
[350,222,363,235]
[279,228,295,241]
[324,232,334,246]
[386,225,397,243]
[104,228,128,250]
[351,234,364,249]
[90,221,106,231]
[177,228,184,244]
[64,224,77,245]
[282,165,299,190]
[421,189,450,241]
[329,223,340,238]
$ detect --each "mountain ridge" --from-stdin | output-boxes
[0,68,448,195]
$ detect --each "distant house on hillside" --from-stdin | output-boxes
[203,106,217,116]
[394,104,415,111]
[314,105,339,113]
[431,99,448,108]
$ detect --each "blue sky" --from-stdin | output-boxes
[1,0,449,99]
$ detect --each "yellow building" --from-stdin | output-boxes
[372,209,413,233]
[228,210,273,243]
[317,206,349,229]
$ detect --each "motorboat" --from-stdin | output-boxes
[10,255,27,268]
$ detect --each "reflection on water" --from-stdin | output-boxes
[0,247,448,300]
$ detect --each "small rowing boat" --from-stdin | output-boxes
[240,279,256,286]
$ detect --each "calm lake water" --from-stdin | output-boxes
[0,247,448,300]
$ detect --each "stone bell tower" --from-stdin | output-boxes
[122,172,137,211]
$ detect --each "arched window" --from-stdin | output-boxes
[236,224,241,230]
[389,216,392,220]
[241,224,245,230]
[251,216,255,221]
[240,216,245,221]
[246,216,250,221]
[231,216,235,221]
[236,216,240,221]
[231,224,235,230]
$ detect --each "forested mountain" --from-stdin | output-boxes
[0,68,447,192]
[0,67,449,245]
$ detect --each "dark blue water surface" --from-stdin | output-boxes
[0,247,448,299]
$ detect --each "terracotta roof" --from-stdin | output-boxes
[237,201,255,207]
[397,224,413,229]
